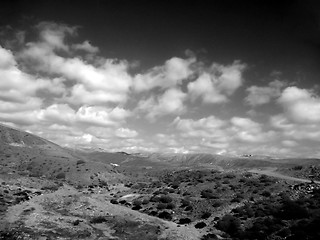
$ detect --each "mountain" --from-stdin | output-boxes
[0,123,123,186]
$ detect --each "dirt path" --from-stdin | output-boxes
[5,185,203,240]
[249,167,320,184]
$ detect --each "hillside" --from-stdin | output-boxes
[0,124,123,186]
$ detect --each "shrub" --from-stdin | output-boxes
[216,215,241,235]
[292,165,303,170]
[157,203,167,210]
[224,174,236,179]
[201,212,211,219]
[132,205,142,210]
[171,182,180,189]
[159,195,173,203]
[166,202,176,209]
[158,211,172,220]
[195,222,207,229]
[90,216,108,223]
[181,198,191,207]
[56,172,66,179]
[132,199,142,206]
[201,189,218,199]
[185,206,193,211]
[261,190,271,197]
[76,160,85,165]
[179,218,192,224]
[201,233,219,240]
[212,200,223,207]
[150,195,161,202]
[110,199,118,204]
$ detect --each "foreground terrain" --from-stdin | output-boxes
[1,124,320,239]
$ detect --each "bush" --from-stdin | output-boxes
[185,206,193,211]
[166,202,176,209]
[56,172,66,179]
[212,200,223,207]
[132,205,142,210]
[159,195,173,203]
[201,233,219,240]
[76,160,85,165]
[157,203,167,210]
[201,212,211,219]
[201,189,218,199]
[195,222,207,229]
[110,199,118,204]
[179,218,192,224]
[216,215,241,235]
[181,198,191,207]
[158,211,172,220]
[292,165,303,170]
[261,190,271,197]
[132,199,142,206]
[90,216,108,223]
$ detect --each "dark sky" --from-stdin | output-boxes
[1,0,320,156]
[1,0,319,82]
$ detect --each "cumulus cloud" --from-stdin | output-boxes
[19,22,132,106]
[138,88,187,120]
[278,86,320,123]
[187,60,246,104]
[245,80,287,106]
[230,117,275,143]
[133,57,195,92]
[72,40,99,53]
[3,21,317,157]
[271,114,320,142]
[174,115,228,142]
[36,21,77,51]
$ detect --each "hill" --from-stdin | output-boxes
[0,123,123,187]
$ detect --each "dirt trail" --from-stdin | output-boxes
[5,185,202,240]
[249,167,320,184]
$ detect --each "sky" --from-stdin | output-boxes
[0,0,320,157]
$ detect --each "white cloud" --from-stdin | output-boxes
[187,73,228,103]
[138,88,187,120]
[36,21,77,52]
[115,128,138,138]
[19,22,133,106]
[271,114,320,142]
[75,106,131,127]
[230,117,275,143]
[282,140,298,147]
[245,80,287,106]
[37,104,75,125]
[174,115,228,141]
[133,57,195,92]
[278,86,320,123]
[187,60,246,104]
[72,40,99,53]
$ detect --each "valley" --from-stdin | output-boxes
[1,124,320,240]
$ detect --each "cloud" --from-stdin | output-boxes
[271,114,320,142]
[115,128,138,138]
[72,40,99,53]
[230,117,276,143]
[187,73,228,103]
[278,86,320,123]
[0,45,67,122]
[36,21,78,51]
[138,88,187,120]
[133,57,195,92]
[19,22,133,106]
[174,115,228,141]
[187,60,246,104]
[245,80,287,106]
